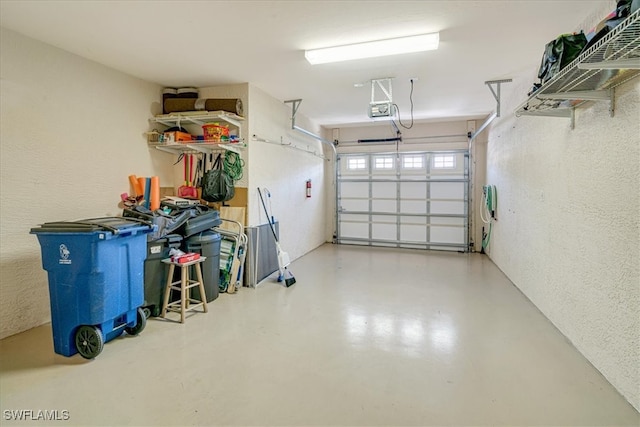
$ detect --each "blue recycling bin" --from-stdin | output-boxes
[30,218,154,359]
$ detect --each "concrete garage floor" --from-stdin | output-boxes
[1,244,638,426]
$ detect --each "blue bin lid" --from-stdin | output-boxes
[30,217,155,236]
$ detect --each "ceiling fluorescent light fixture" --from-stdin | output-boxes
[305,32,439,65]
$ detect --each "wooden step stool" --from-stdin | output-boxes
[161,257,208,323]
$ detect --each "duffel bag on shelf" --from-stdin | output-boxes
[537,32,587,84]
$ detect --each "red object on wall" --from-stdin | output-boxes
[306,180,312,198]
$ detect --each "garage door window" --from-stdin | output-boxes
[402,155,424,169]
[433,154,456,169]
[347,157,367,170]
[374,156,394,169]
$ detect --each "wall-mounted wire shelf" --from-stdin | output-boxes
[515,10,640,128]
[150,110,244,128]
[148,141,246,155]
[148,110,246,154]
[252,135,327,160]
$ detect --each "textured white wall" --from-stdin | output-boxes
[247,85,327,260]
[0,28,167,339]
[485,62,640,411]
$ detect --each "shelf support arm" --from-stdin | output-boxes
[469,79,512,140]
[485,79,512,117]
[519,108,575,129]
[578,58,640,70]
[536,89,615,117]
[284,99,337,157]
[286,99,303,121]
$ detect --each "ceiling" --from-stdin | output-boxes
[0,1,605,127]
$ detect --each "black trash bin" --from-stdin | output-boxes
[124,203,222,304]
[186,231,221,302]
[143,234,183,317]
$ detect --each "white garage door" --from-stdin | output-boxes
[337,150,469,251]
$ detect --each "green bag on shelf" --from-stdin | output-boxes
[537,32,587,84]
[201,154,235,203]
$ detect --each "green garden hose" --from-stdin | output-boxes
[482,223,492,251]
[223,152,244,182]
[480,185,497,251]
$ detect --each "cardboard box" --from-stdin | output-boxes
[164,131,193,143]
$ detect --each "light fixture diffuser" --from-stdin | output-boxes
[305,32,439,65]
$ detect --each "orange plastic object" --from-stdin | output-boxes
[150,176,160,210]
[137,177,146,198]
[129,175,143,197]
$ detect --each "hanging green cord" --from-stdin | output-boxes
[223,152,244,182]
[482,223,492,250]
[481,185,496,251]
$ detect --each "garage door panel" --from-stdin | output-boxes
[430,174,465,180]
[400,224,427,243]
[341,182,368,198]
[338,151,468,251]
[399,181,426,214]
[400,216,427,225]
[400,183,426,201]
[339,214,369,239]
[430,225,465,244]
[372,223,397,240]
[339,223,369,239]
[430,182,464,199]
[430,217,465,226]
[430,200,465,215]
[341,199,369,211]
[371,200,394,212]
[400,200,427,214]
[372,182,395,197]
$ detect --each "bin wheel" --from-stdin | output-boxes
[75,326,104,359]
[142,307,152,319]
[125,308,147,336]
[151,305,161,318]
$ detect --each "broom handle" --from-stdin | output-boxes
[183,155,187,184]
[257,188,279,243]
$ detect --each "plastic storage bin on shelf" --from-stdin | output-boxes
[202,123,230,142]
[30,218,154,359]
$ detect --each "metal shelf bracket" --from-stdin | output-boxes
[578,58,640,70]
[519,108,576,129]
[371,78,393,104]
[284,99,337,157]
[284,99,303,122]
[485,79,512,117]
[468,79,512,141]
[537,89,615,117]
